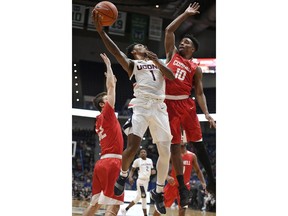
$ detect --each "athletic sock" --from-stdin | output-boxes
[120,169,128,178]
[156,183,165,193]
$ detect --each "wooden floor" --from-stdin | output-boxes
[72,200,216,216]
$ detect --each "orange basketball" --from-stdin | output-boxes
[94,1,118,26]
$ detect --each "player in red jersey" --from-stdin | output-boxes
[82,53,124,216]
[164,2,216,200]
[153,133,206,216]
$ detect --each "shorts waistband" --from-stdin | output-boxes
[100,154,122,160]
[137,95,164,101]
[138,178,150,181]
[165,95,189,100]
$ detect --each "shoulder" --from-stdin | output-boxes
[187,150,196,157]
[132,158,140,166]
[195,66,202,73]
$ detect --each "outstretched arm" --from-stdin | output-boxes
[165,2,200,62]
[100,53,116,108]
[193,67,216,128]
[93,11,134,77]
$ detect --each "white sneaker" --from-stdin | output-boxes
[121,208,127,216]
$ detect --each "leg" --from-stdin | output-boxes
[178,206,186,216]
[125,201,136,211]
[155,141,171,192]
[105,205,120,216]
[170,144,190,207]
[82,203,101,216]
[114,134,141,196]
[153,210,161,216]
[150,141,170,214]
[170,144,183,176]
[141,180,149,215]
[121,134,142,171]
[121,175,142,216]
[142,208,147,216]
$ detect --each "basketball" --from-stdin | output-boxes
[94,1,118,26]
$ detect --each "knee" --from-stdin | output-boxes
[105,205,119,215]
[126,142,139,153]
[126,136,141,153]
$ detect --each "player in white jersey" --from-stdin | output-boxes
[93,11,175,214]
[121,148,156,216]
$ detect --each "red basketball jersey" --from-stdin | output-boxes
[165,53,198,96]
[95,103,123,155]
[170,150,194,187]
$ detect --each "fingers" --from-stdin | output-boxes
[146,50,158,59]
[190,2,200,13]
[100,53,107,61]
[92,10,103,27]
[192,2,199,8]
[92,9,98,22]
[100,53,109,62]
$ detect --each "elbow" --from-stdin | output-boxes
[165,27,173,35]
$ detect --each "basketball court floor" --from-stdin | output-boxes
[72,200,216,216]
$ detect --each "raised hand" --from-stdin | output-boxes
[185,2,200,16]
[100,53,117,84]
[92,9,103,32]
[100,53,111,68]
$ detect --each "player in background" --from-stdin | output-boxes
[93,10,175,215]
[164,2,216,198]
[121,148,156,216]
[82,53,124,216]
[153,132,206,216]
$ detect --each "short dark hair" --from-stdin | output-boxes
[183,34,199,52]
[93,92,107,112]
[126,43,137,59]
[138,148,147,155]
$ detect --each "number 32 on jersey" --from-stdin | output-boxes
[96,126,107,141]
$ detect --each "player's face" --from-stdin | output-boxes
[139,149,147,159]
[134,44,148,53]
[179,37,194,55]
[102,95,108,104]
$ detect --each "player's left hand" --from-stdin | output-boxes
[145,50,159,62]
[185,2,201,16]
[167,176,175,186]
[92,10,103,32]
[205,113,216,129]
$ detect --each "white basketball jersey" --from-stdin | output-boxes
[132,157,154,180]
[130,60,166,100]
